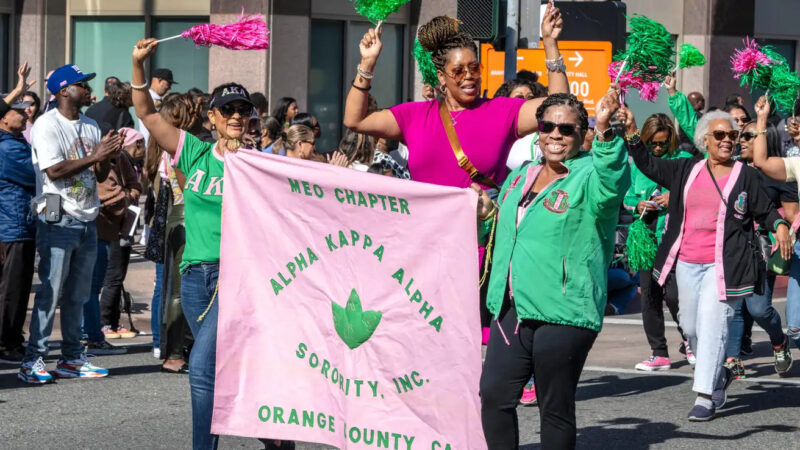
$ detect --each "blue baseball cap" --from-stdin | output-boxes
[46,64,96,94]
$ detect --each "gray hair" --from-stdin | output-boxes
[693,111,737,153]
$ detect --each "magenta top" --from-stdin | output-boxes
[679,169,730,264]
[390,97,526,189]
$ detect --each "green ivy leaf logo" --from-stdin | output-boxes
[331,289,382,350]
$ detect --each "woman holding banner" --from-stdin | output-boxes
[344,2,568,343]
[474,86,629,448]
[131,39,291,450]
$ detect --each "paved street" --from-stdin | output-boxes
[1,251,799,449]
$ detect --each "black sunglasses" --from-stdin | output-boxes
[217,103,254,117]
[538,120,579,136]
[71,81,90,90]
[647,140,670,149]
[708,130,739,141]
[739,131,757,141]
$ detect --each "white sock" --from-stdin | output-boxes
[694,396,713,409]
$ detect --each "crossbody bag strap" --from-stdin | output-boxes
[705,160,726,202]
[438,100,499,190]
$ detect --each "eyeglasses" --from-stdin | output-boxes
[707,130,739,141]
[646,140,670,150]
[444,63,482,82]
[302,140,315,147]
[71,81,90,90]
[739,131,757,141]
[538,120,579,136]
[217,103,254,117]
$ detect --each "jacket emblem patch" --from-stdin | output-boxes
[734,192,747,215]
[543,189,570,213]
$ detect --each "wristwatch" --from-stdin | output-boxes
[595,126,614,142]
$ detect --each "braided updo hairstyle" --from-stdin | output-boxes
[535,93,589,133]
[417,16,478,74]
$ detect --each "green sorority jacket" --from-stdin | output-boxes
[623,149,693,242]
[479,136,630,332]
[668,91,698,141]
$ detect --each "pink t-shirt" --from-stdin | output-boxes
[390,97,525,189]
[679,169,730,263]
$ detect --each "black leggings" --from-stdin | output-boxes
[480,304,597,449]
[640,269,685,357]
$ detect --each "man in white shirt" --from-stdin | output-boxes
[19,64,124,384]
[140,68,177,145]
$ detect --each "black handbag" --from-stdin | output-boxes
[144,178,171,264]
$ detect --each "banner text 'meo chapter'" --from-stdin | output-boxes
[288,177,411,215]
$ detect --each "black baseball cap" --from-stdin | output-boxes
[0,97,32,119]
[209,84,252,108]
[152,68,178,85]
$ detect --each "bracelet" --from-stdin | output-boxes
[545,56,566,73]
[357,65,374,80]
[352,82,371,92]
[754,129,767,135]
[625,129,640,140]
[130,81,148,90]
[479,203,498,222]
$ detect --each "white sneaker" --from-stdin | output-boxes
[153,347,161,359]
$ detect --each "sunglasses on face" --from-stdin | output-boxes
[444,63,482,82]
[646,140,670,150]
[71,81,90,90]
[740,131,757,141]
[708,130,739,141]
[217,103,254,117]
[538,120,579,137]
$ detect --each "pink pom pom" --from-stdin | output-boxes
[731,37,771,79]
[639,81,661,102]
[182,14,270,50]
[608,60,644,93]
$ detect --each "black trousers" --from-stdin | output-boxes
[0,240,36,350]
[480,303,597,449]
[639,269,685,357]
[100,239,132,329]
[160,205,193,360]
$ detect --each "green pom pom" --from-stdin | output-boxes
[351,0,411,23]
[678,43,706,69]
[614,15,676,82]
[768,63,800,114]
[626,219,658,272]
[413,39,439,87]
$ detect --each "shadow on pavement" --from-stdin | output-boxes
[720,383,800,417]
[521,420,798,450]
[577,374,687,401]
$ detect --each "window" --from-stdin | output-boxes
[0,14,9,92]
[152,18,210,91]
[309,19,405,153]
[72,18,145,94]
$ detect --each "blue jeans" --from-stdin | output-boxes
[83,239,108,343]
[25,215,97,361]
[607,268,640,314]
[675,261,741,395]
[181,263,219,450]
[151,263,164,348]
[784,241,800,349]
[726,273,785,358]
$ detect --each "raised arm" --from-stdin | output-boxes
[131,38,181,156]
[3,62,35,106]
[342,28,402,140]
[588,86,631,215]
[517,1,567,136]
[752,96,788,181]
[665,75,698,141]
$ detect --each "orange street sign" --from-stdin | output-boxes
[480,41,613,116]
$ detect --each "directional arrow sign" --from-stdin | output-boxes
[568,51,583,68]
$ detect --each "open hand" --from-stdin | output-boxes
[15,62,35,93]
[326,151,349,167]
[94,130,124,162]
[133,38,159,64]
[541,0,563,41]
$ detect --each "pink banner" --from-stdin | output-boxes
[213,151,486,449]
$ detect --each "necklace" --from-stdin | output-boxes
[449,108,466,125]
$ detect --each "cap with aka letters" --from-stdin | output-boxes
[209,84,253,108]
[46,64,96,95]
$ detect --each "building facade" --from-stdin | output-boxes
[1,0,799,149]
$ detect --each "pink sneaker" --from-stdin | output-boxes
[684,341,697,365]
[520,384,537,406]
[634,356,671,371]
